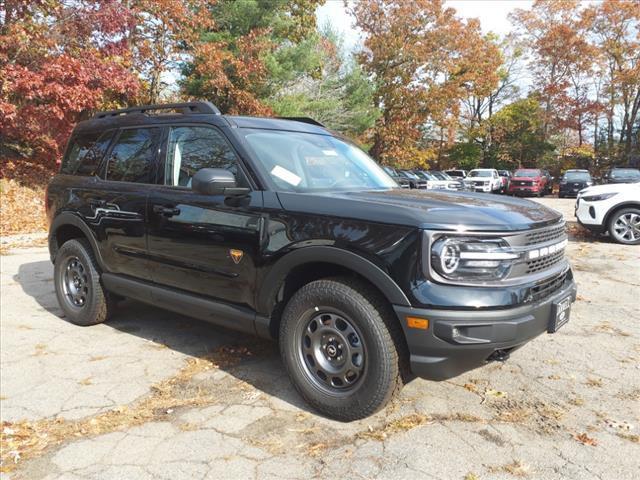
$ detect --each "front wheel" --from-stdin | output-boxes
[608,208,640,245]
[279,277,405,421]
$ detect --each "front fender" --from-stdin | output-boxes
[257,245,411,317]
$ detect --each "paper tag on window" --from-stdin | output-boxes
[322,149,338,156]
[271,165,301,186]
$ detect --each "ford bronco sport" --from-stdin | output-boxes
[47,102,577,421]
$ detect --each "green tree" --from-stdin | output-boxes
[181,0,325,114]
[445,142,481,171]
[490,98,555,168]
[268,27,379,139]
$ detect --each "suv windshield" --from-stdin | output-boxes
[564,172,591,181]
[610,168,640,179]
[243,130,397,191]
[469,170,492,177]
[514,170,540,177]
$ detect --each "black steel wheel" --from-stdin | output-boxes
[280,277,406,421]
[54,238,114,326]
[297,311,366,395]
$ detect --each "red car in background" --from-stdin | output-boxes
[508,169,548,196]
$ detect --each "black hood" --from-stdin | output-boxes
[276,189,562,231]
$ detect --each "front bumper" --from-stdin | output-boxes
[509,185,540,195]
[466,183,491,192]
[394,277,577,380]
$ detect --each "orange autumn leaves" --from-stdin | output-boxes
[350,0,501,168]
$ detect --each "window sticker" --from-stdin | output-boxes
[271,165,302,186]
[322,149,339,156]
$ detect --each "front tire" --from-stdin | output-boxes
[54,239,114,326]
[279,277,405,421]
[608,208,640,245]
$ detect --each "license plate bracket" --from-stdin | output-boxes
[548,296,572,333]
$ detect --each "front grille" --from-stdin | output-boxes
[528,271,568,303]
[526,249,564,273]
[515,180,533,186]
[473,181,486,187]
[524,223,566,246]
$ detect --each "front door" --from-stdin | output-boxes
[146,125,263,311]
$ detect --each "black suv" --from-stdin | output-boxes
[558,169,592,198]
[47,102,577,421]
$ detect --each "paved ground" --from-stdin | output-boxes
[1,197,639,479]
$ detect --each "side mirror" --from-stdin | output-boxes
[192,168,249,196]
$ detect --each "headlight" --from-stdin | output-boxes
[448,183,459,189]
[430,236,519,282]
[586,181,593,185]
[582,192,617,202]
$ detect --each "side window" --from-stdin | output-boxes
[77,131,115,175]
[61,132,99,175]
[106,128,161,183]
[164,126,247,188]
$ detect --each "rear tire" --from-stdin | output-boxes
[608,208,640,245]
[279,277,405,421]
[54,239,114,326]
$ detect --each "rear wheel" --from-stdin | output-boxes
[54,239,114,325]
[608,208,640,245]
[279,277,404,421]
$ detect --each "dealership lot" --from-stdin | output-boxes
[1,198,639,479]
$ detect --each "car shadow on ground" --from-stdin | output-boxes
[14,260,314,415]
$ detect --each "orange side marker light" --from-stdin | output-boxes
[407,316,429,330]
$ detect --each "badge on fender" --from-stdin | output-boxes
[229,249,244,264]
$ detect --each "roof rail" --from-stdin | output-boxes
[95,101,221,119]
[277,117,325,127]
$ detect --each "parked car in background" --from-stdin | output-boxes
[413,170,445,190]
[426,170,466,191]
[464,169,502,193]
[444,169,467,179]
[398,170,428,189]
[382,166,411,188]
[576,182,640,244]
[498,170,512,193]
[541,169,554,194]
[558,170,593,198]
[601,167,640,184]
[508,169,548,197]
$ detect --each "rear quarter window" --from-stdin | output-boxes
[61,131,114,176]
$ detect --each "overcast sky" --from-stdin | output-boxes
[316,0,534,51]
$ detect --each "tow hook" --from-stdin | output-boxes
[488,349,510,362]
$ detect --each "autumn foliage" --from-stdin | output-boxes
[1,1,141,165]
[1,0,639,181]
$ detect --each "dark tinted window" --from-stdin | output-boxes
[164,126,246,187]
[610,168,640,179]
[564,172,591,181]
[106,128,161,183]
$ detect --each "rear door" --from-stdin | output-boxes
[89,126,164,280]
[146,125,263,310]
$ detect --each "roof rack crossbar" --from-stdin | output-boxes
[95,101,221,118]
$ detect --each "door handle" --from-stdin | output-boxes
[153,205,180,217]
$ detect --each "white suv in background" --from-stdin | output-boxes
[576,182,640,245]
[464,169,502,193]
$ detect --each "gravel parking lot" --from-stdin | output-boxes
[1,197,639,480]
